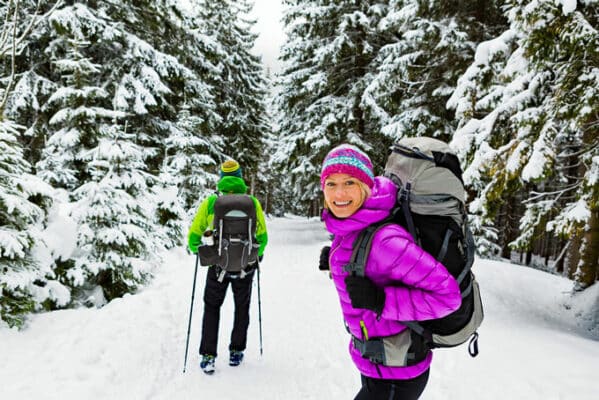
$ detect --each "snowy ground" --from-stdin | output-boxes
[1,217,598,400]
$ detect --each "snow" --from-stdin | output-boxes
[1,217,598,399]
[561,0,578,15]
[43,202,78,262]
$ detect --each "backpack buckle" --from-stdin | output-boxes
[398,182,412,205]
[343,262,360,274]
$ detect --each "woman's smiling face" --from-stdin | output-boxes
[323,173,366,218]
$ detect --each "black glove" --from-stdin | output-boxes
[319,246,330,271]
[344,275,385,315]
[258,255,264,262]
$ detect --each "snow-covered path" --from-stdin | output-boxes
[1,217,597,399]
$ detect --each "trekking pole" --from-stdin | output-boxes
[183,253,200,373]
[256,261,263,356]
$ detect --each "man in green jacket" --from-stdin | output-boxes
[188,159,268,374]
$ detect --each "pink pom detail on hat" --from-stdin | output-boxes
[320,144,375,189]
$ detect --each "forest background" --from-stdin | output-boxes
[0,0,597,329]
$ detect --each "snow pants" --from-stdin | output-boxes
[354,369,429,400]
[199,266,255,357]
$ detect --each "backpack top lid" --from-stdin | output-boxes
[214,194,257,230]
[384,137,466,226]
[385,137,465,204]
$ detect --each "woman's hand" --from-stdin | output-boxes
[319,246,330,271]
[344,275,385,315]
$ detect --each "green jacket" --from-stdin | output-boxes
[188,176,268,256]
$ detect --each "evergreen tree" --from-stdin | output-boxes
[0,119,56,328]
[1,0,67,328]
[4,1,223,308]
[36,38,125,189]
[275,0,386,215]
[1,0,62,166]
[197,0,271,190]
[101,0,221,176]
[157,101,220,248]
[363,0,506,145]
[6,1,221,190]
[448,0,598,287]
[69,123,158,303]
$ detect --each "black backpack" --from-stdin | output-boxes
[198,194,259,277]
[346,137,483,367]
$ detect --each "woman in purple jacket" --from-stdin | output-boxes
[320,144,462,400]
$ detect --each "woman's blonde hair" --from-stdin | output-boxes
[323,179,372,212]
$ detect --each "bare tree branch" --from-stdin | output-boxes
[0,0,63,113]
[0,0,14,50]
[0,0,20,112]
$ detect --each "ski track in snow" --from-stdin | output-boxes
[1,217,597,400]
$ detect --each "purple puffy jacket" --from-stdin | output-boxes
[323,176,462,380]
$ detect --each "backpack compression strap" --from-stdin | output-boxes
[457,226,476,297]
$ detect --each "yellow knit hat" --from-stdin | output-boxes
[220,159,242,177]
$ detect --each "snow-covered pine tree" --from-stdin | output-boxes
[0,0,70,328]
[260,87,285,216]
[363,0,506,144]
[69,123,159,303]
[37,37,124,190]
[9,1,222,229]
[1,0,62,166]
[101,0,221,177]
[167,102,220,209]
[0,118,59,328]
[448,0,598,287]
[156,101,220,249]
[196,0,271,192]
[4,1,223,305]
[275,0,387,215]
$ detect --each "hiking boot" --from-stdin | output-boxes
[229,350,244,367]
[200,355,215,374]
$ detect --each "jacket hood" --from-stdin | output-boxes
[217,176,248,194]
[323,176,397,236]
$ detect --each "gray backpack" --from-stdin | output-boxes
[198,194,259,278]
[346,137,484,367]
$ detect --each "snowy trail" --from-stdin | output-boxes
[1,217,597,400]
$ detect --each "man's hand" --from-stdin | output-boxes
[188,232,201,254]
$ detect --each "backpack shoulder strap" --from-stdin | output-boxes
[344,220,394,277]
[207,191,220,215]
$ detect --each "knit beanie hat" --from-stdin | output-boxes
[220,159,242,178]
[320,144,374,189]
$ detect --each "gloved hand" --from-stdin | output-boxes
[344,275,385,315]
[188,232,201,254]
[259,255,264,263]
[319,246,330,271]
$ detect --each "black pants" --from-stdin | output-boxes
[354,369,430,400]
[199,266,255,357]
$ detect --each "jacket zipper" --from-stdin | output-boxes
[329,237,371,341]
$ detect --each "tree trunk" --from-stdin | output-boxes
[575,209,599,289]
[500,196,520,261]
[566,233,582,281]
